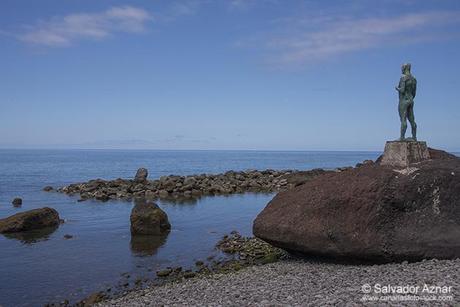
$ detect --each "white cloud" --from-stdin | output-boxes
[265,11,460,65]
[19,6,151,47]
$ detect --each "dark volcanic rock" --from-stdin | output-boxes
[134,168,148,183]
[254,150,460,262]
[130,199,171,235]
[57,168,332,202]
[0,207,60,233]
[12,198,22,207]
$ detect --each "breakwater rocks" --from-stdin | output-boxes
[55,168,330,202]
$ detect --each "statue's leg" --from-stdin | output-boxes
[398,102,408,141]
[407,103,417,140]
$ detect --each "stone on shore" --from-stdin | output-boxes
[134,168,148,183]
[0,207,61,233]
[130,199,171,235]
[254,148,460,262]
[380,140,430,168]
[12,198,22,207]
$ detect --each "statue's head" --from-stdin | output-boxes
[401,63,411,74]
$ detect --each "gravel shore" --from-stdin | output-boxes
[99,258,459,306]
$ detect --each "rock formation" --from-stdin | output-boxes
[134,168,149,183]
[254,148,460,262]
[57,169,329,202]
[0,207,61,233]
[130,199,171,235]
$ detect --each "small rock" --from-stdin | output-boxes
[43,186,53,192]
[63,234,73,239]
[183,271,196,279]
[134,168,148,183]
[156,269,173,277]
[12,198,22,207]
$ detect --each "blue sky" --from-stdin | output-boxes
[1,0,459,151]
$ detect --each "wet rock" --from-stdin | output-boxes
[254,149,460,262]
[43,186,54,192]
[78,291,106,306]
[158,190,169,198]
[183,271,196,279]
[145,190,156,200]
[216,231,286,265]
[156,269,172,277]
[0,207,60,233]
[63,234,73,239]
[12,198,22,207]
[130,199,171,235]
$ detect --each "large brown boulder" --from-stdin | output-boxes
[253,150,460,262]
[130,199,171,235]
[0,207,60,233]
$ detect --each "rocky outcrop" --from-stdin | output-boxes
[57,168,331,202]
[130,199,171,235]
[254,149,460,262]
[0,207,61,233]
[134,168,148,183]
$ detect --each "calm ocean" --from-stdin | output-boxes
[0,149,383,306]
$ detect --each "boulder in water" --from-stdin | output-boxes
[130,199,170,235]
[0,207,60,233]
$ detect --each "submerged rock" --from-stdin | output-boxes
[43,186,54,192]
[130,199,171,235]
[0,207,60,233]
[254,148,460,262]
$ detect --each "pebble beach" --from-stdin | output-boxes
[99,258,460,306]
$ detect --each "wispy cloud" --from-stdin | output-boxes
[228,0,279,11]
[264,11,460,66]
[19,6,151,47]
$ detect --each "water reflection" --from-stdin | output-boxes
[130,233,169,256]
[2,226,58,244]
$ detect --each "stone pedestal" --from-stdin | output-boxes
[380,141,430,168]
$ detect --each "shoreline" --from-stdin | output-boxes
[97,257,460,306]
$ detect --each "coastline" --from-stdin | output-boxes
[97,257,460,306]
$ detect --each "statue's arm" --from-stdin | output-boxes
[413,78,417,98]
[395,77,405,93]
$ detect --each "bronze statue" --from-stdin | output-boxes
[395,63,417,141]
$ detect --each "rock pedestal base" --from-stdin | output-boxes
[380,141,430,168]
